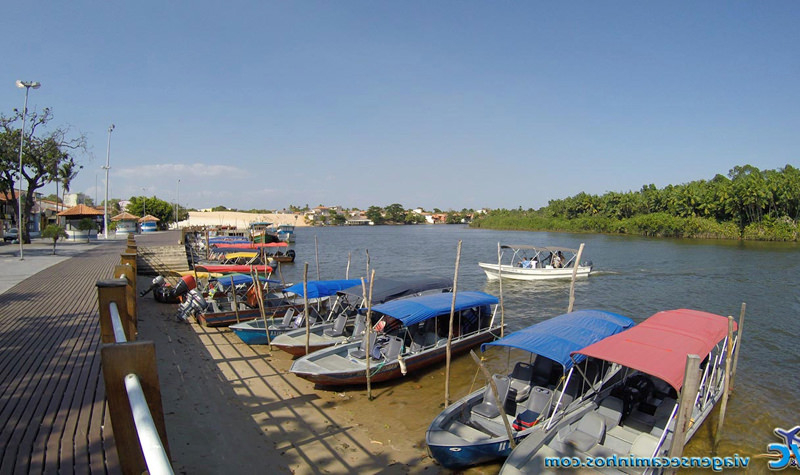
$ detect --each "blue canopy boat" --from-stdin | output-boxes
[230,279,362,344]
[290,291,502,387]
[270,276,452,356]
[425,310,635,469]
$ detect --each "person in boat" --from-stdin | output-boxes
[552,251,563,268]
[531,256,539,268]
[521,257,532,269]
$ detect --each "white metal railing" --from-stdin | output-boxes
[108,294,174,475]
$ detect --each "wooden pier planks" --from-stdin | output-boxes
[0,244,124,474]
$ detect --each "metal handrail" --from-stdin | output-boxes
[107,295,174,475]
[125,374,174,474]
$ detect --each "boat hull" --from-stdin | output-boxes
[478,263,591,281]
[198,304,301,327]
[195,264,272,274]
[291,329,499,387]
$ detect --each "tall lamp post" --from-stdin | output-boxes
[103,124,115,239]
[175,179,180,229]
[15,80,41,261]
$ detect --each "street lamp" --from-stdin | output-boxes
[175,179,180,229]
[16,80,41,261]
[103,124,114,239]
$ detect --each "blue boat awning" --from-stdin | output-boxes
[283,279,363,299]
[366,291,498,327]
[337,276,452,304]
[212,274,280,287]
[480,310,634,370]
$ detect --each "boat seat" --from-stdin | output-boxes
[350,314,366,338]
[630,432,661,458]
[278,308,296,328]
[597,396,624,430]
[380,338,403,360]
[323,314,347,337]
[509,362,534,402]
[562,412,606,452]
[350,332,377,359]
[513,386,553,431]
[531,356,553,387]
[471,375,510,420]
[650,398,677,437]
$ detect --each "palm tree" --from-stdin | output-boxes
[58,162,80,208]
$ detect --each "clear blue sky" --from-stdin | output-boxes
[4,1,799,211]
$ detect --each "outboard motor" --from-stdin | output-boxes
[140,275,166,297]
[176,289,208,322]
[154,275,197,304]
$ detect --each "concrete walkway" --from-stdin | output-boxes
[0,238,123,295]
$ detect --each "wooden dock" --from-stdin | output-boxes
[0,242,125,474]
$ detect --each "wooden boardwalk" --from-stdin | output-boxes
[0,242,125,474]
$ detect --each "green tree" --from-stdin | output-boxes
[42,224,68,255]
[77,217,96,243]
[127,195,175,228]
[384,203,406,223]
[365,206,384,225]
[0,108,86,243]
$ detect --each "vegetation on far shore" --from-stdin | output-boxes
[471,164,800,242]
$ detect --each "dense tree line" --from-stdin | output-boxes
[471,164,800,241]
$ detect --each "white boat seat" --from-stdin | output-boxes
[527,386,552,414]
[630,432,661,458]
[471,375,510,419]
[323,314,347,337]
[509,362,534,402]
[597,396,624,430]
[563,412,606,452]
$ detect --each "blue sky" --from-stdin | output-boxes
[4,1,799,211]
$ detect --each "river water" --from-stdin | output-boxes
[274,224,798,472]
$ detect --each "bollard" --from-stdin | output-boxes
[114,264,138,330]
[97,279,136,343]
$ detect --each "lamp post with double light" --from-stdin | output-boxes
[103,124,114,239]
[15,80,41,260]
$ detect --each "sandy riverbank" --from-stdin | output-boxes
[137,284,455,474]
[184,211,307,229]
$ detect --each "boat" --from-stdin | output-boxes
[230,279,363,343]
[478,245,592,281]
[193,277,307,327]
[269,276,452,356]
[289,291,503,387]
[499,309,738,475]
[425,310,635,469]
[194,264,273,274]
[275,224,295,243]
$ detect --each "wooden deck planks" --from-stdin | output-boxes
[0,244,124,474]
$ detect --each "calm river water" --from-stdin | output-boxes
[276,225,798,472]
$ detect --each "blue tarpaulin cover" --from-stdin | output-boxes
[337,276,452,304]
[283,279,363,299]
[366,291,498,327]
[212,274,280,287]
[480,310,634,370]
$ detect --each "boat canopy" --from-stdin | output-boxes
[224,251,258,259]
[366,291,498,327]
[283,279,363,299]
[574,309,736,391]
[500,244,579,254]
[212,273,280,287]
[209,237,250,244]
[480,310,634,370]
[337,277,452,304]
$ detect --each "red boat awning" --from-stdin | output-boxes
[573,309,735,391]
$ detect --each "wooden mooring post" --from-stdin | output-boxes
[667,354,701,472]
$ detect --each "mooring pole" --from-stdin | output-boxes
[445,240,462,408]
[729,303,746,391]
[567,243,585,313]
